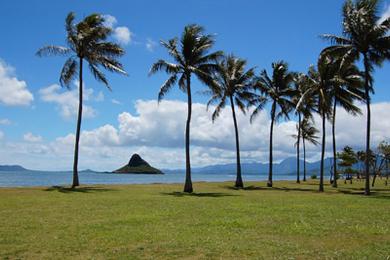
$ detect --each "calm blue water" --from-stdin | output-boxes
[0,171,298,187]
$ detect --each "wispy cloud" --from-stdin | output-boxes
[111,99,122,105]
[23,132,43,143]
[378,4,390,24]
[0,119,11,125]
[103,14,117,28]
[146,38,157,52]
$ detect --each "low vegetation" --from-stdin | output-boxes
[1,180,389,259]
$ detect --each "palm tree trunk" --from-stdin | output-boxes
[268,102,276,188]
[319,110,326,192]
[303,137,307,182]
[296,113,301,184]
[230,95,243,188]
[332,99,337,188]
[184,73,193,193]
[372,171,377,187]
[386,160,388,186]
[363,54,371,196]
[72,57,83,188]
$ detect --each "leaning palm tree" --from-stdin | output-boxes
[37,12,126,188]
[326,57,364,187]
[300,57,334,192]
[149,24,222,193]
[321,0,390,195]
[251,61,295,187]
[207,54,258,188]
[300,119,320,181]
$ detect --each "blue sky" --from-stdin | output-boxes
[0,0,390,170]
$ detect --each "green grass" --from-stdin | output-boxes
[0,180,389,259]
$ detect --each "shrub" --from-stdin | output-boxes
[311,174,317,179]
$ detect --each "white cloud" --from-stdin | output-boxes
[39,84,97,119]
[95,91,104,102]
[111,99,122,105]
[378,4,390,24]
[0,119,11,125]
[0,130,4,140]
[146,38,157,52]
[103,14,133,46]
[0,60,33,106]
[114,27,132,45]
[23,132,43,143]
[1,100,390,171]
[103,14,117,28]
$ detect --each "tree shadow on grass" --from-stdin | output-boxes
[160,191,238,198]
[223,185,264,191]
[44,186,114,193]
[223,185,318,193]
[337,189,390,199]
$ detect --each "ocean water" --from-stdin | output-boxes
[0,170,299,187]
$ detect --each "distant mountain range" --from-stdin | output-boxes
[0,157,334,175]
[163,157,334,175]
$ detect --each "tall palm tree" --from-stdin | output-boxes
[291,75,303,184]
[321,0,390,195]
[149,24,222,193]
[301,57,334,192]
[291,73,314,183]
[326,57,364,188]
[251,61,295,187]
[36,12,126,188]
[300,119,320,181]
[207,54,258,188]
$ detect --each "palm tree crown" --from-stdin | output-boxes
[37,12,126,88]
[207,54,256,121]
[150,24,223,101]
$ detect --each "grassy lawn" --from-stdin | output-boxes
[0,180,389,259]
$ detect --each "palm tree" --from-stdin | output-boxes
[300,119,320,181]
[251,61,295,187]
[291,75,303,184]
[207,54,257,188]
[301,57,334,192]
[326,58,364,188]
[321,0,390,195]
[291,73,314,183]
[149,24,222,193]
[36,12,126,188]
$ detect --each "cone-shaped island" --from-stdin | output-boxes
[113,154,163,174]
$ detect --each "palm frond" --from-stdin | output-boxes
[89,63,109,89]
[158,75,177,102]
[59,57,78,88]
[36,45,71,57]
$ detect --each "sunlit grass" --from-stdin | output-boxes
[0,180,389,259]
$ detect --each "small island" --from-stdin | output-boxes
[113,154,163,174]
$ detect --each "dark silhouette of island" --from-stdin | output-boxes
[113,154,163,174]
[0,165,28,172]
